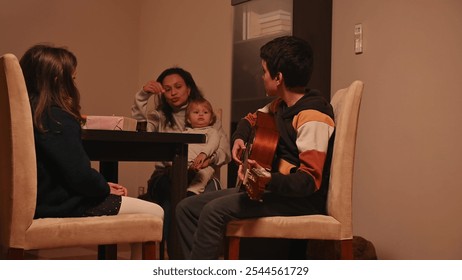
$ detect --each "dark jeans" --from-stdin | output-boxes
[175,188,325,259]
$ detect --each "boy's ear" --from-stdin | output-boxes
[276,72,283,81]
[274,72,283,86]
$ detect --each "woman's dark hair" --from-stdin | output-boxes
[156,67,203,128]
[20,44,82,132]
[260,36,314,90]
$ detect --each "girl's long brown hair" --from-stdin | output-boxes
[20,44,82,132]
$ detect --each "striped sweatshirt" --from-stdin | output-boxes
[232,89,335,198]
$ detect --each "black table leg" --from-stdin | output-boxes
[100,161,118,183]
[167,144,188,259]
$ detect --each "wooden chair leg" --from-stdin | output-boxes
[6,248,25,260]
[159,239,165,260]
[340,239,353,260]
[142,241,157,260]
[226,237,241,260]
[98,244,117,260]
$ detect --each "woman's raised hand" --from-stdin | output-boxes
[142,80,165,94]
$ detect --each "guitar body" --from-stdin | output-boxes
[238,111,279,201]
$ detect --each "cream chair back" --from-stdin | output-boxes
[328,80,364,240]
[0,53,37,250]
[213,108,223,179]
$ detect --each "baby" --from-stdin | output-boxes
[185,98,221,195]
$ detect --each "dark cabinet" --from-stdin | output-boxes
[293,0,332,101]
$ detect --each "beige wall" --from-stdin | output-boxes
[0,0,141,116]
[332,0,462,259]
[3,0,462,260]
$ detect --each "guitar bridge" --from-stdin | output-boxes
[251,167,270,177]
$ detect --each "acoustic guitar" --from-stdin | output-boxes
[236,111,279,201]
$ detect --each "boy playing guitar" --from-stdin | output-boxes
[176,36,336,260]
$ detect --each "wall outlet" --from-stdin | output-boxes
[138,186,145,196]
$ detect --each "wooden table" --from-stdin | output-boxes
[81,129,205,259]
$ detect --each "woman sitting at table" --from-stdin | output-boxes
[131,67,231,241]
[21,44,164,259]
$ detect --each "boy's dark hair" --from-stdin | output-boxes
[260,36,314,90]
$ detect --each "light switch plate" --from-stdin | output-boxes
[354,23,363,54]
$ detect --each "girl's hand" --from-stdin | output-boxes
[108,182,128,196]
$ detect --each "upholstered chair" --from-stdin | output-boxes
[0,53,163,260]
